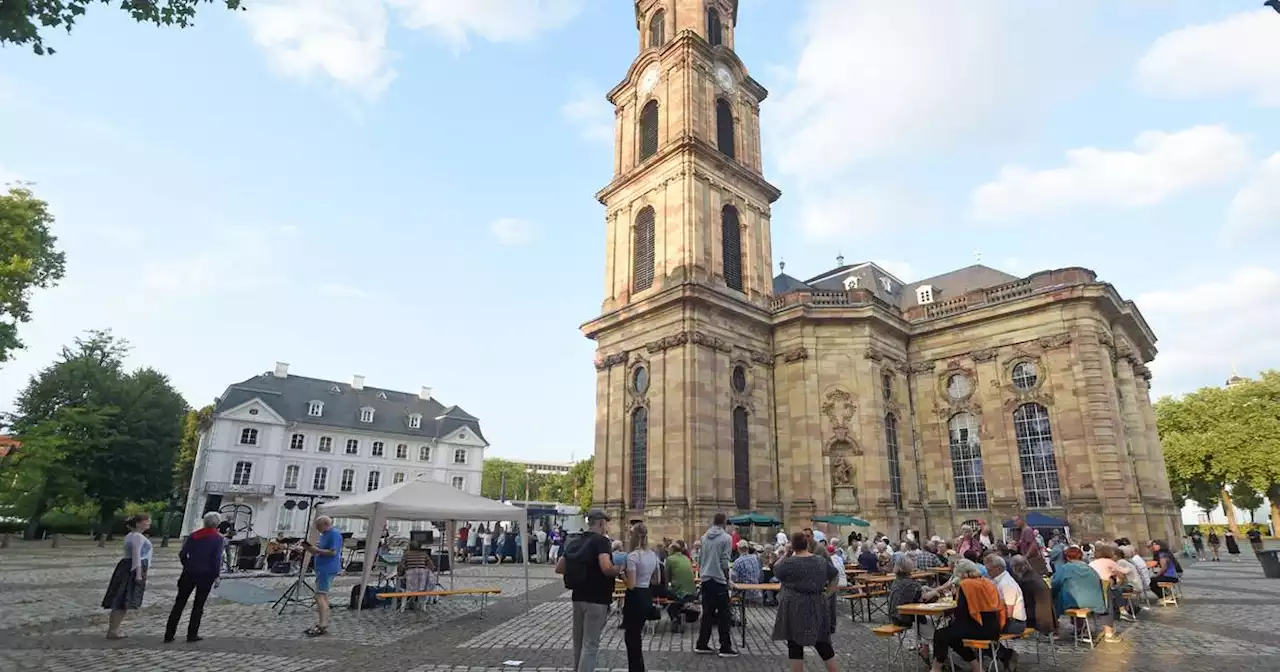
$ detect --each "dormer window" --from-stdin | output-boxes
[329,385,341,394]
[359,407,374,423]
[308,401,324,417]
[408,413,422,429]
[879,276,894,292]
[917,284,935,305]
[377,391,388,400]
[842,275,860,290]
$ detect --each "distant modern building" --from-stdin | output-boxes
[181,362,488,537]
[510,459,575,475]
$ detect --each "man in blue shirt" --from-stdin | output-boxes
[305,515,344,636]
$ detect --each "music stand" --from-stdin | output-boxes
[273,492,323,615]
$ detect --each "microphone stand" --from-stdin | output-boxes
[273,492,327,615]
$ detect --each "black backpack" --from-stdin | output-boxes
[562,533,596,590]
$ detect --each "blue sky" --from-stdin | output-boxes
[2,0,1278,463]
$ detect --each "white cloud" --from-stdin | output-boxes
[139,228,283,298]
[970,125,1252,220]
[389,0,582,51]
[489,217,534,245]
[319,283,370,299]
[1139,266,1280,397]
[561,84,612,144]
[1136,9,1280,107]
[772,0,1083,182]
[243,0,395,99]
[795,185,925,241]
[1225,153,1280,241]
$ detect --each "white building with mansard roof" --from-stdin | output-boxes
[180,362,488,537]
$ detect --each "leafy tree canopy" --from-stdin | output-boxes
[1,0,243,55]
[0,185,66,364]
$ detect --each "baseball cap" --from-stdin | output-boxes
[586,509,611,522]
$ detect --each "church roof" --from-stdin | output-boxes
[898,264,1020,309]
[771,262,1021,310]
[214,373,486,443]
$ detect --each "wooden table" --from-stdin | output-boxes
[729,583,781,648]
[897,601,957,661]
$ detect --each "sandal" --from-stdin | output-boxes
[106,633,128,640]
[303,626,328,637]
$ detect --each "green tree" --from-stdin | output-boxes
[8,330,187,536]
[172,404,213,497]
[481,458,527,501]
[1230,481,1264,523]
[0,185,67,364]
[0,0,243,55]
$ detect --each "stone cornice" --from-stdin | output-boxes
[582,282,771,341]
[596,133,781,205]
[597,328,775,370]
[779,346,808,363]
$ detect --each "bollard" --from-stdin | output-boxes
[1,533,9,549]
[51,533,60,548]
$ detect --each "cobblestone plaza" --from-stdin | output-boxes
[1,540,1278,671]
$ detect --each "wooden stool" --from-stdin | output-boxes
[1159,583,1179,606]
[1065,608,1095,649]
[872,624,910,672]
[957,639,1001,672]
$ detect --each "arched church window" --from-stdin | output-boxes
[631,407,648,509]
[633,206,655,292]
[706,8,723,46]
[1013,403,1062,508]
[715,98,735,159]
[639,100,659,162]
[732,406,749,509]
[885,413,902,508]
[648,9,665,48]
[721,205,742,291]
[948,412,988,510]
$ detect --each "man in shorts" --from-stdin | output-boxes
[305,515,343,636]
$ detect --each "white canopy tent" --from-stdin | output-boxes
[317,477,530,611]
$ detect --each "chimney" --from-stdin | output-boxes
[419,386,432,401]
[273,362,289,378]
[351,374,365,390]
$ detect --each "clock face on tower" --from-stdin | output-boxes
[714,64,735,92]
[639,64,660,96]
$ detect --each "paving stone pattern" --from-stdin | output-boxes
[1,540,1279,671]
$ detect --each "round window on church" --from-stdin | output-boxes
[633,366,650,395]
[1012,361,1039,390]
[946,373,972,400]
[731,365,747,393]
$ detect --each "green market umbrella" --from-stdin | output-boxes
[811,514,871,527]
[728,512,782,527]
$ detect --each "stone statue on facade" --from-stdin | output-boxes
[831,454,855,486]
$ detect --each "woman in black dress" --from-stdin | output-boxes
[1225,531,1241,562]
[771,531,840,672]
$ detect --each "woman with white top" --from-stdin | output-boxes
[102,514,152,639]
[623,522,660,672]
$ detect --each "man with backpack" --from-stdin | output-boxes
[556,510,620,672]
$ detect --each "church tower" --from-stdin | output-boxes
[582,0,783,541]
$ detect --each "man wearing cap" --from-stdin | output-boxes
[557,509,620,672]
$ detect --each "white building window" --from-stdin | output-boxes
[290,433,305,450]
[346,439,359,455]
[239,428,258,445]
[232,461,253,485]
[340,469,356,493]
[393,472,405,484]
[283,464,300,489]
[367,471,381,491]
[277,505,295,532]
[453,448,467,464]
[371,441,385,457]
[419,445,432,462]
[451,476,465,490]
[312,467,328,491]
[308,401,324,417]
[408,414,422,429]
[917,284,935,305]
[842,275,860,290]
[395,444,408,459]
[879,276,893,292]
[360,407,375,423]
[318,437,333,453]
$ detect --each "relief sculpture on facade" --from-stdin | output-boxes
[823,389,861,512]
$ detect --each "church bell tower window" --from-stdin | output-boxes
[715,98,735,158]
[706,8,723,46]
[633,206,656,292]
[721,205,743,291]
[648,9,665,48]
[638,100,659,162]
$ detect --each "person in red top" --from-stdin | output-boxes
[731,528,742,549]
[458,525,470,561]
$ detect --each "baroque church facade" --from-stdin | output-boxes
[582,0,1180,546]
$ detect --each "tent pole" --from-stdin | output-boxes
[358,504,382,612]
[449,519,455,590]
[523,512,530,612]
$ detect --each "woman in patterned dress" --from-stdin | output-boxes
[102,514,152,639]
[771,531,840,672]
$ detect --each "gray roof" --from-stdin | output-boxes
[215,373,486,444]
[899,264,1019,309]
